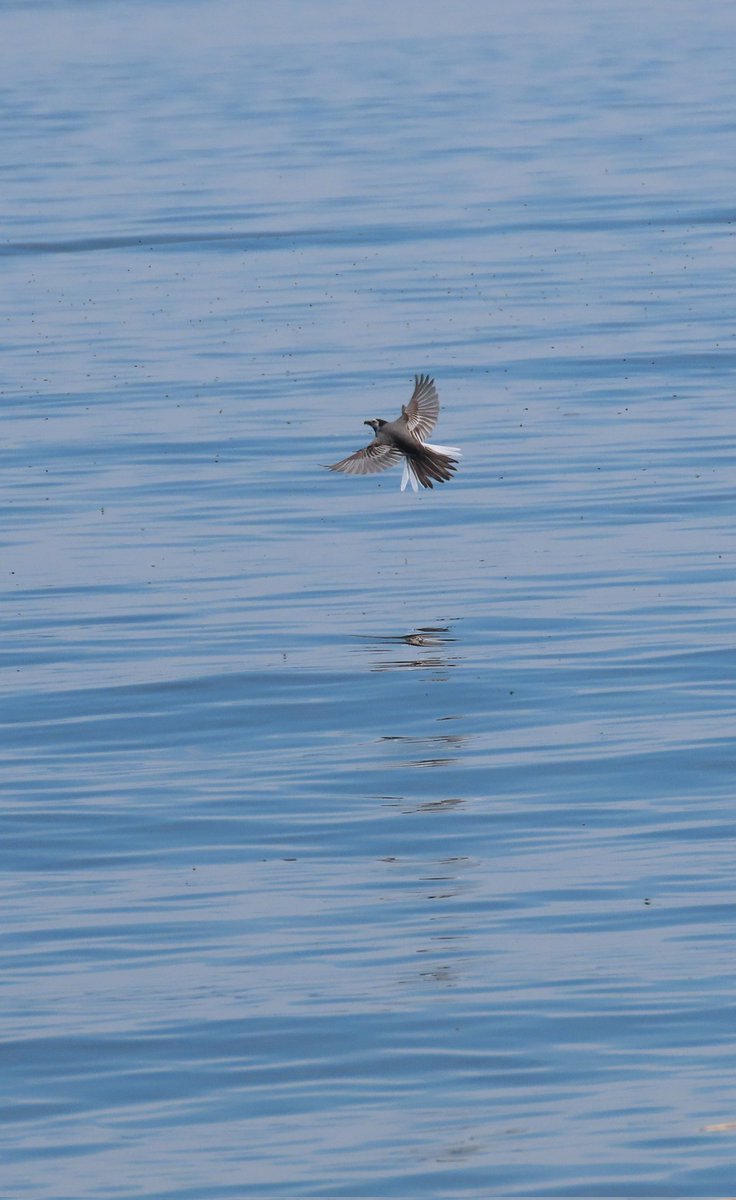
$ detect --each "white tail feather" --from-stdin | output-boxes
[400,458,419,492]
[423,442,462,458]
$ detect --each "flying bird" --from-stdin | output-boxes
[326,374,461,492]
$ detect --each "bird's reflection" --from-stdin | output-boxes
[381,732,465,746]
[378,725,468,777]
[357,621,474,994]
[387,852,476,992]
[355,624,458,674]
[403,795,464,813]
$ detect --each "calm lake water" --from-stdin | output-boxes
[4,1,736,1196]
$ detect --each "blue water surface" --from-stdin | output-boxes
[3,1,736,1196]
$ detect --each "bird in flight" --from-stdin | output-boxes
[326,374,461,491]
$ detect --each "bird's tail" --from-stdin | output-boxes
[401,443,460,491]
[423,442,462,458]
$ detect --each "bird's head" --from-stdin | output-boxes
[364,418,385,433]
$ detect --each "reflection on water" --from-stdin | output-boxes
[380,733,467,749]
[405,796,465,813]
[360,625,460,674]
[374,655,452,674]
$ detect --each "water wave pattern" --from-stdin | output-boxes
[3,2,736,1196]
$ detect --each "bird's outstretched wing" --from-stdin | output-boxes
[327,442,402,476]
[402,374,440,440]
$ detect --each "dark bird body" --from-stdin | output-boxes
[326,374,461,491]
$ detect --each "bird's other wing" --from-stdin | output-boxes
[402,373,440,440]
[326,441,403,476]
